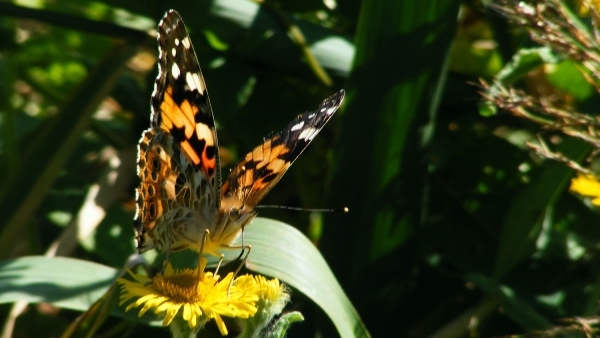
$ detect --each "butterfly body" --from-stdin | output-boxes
[134,10,344,256]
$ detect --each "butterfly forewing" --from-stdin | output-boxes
[221,90,345,207]
[151,10,221,203]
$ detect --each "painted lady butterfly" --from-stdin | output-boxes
[134,10,345,257]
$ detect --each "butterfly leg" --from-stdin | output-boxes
[143,241,172,285]
[162,240,172,274]
[196,229,210,280]
[225,244,252,298]
[214,253,225,276]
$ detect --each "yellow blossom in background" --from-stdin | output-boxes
[254,275,290,310]
[234,275,292,336]
[578,0,600,16]
[570,173,600,205]
[117,258,260,336]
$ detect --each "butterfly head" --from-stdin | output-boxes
[220,197,256,222]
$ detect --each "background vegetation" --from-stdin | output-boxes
[2,0,600,337]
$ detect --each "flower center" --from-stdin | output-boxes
[153,271,206,303]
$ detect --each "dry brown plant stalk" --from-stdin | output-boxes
[483,0,600,174]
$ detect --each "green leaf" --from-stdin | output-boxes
[493,137,591,278]
[0,256,166,326]
[546,60,594,101]
[204,30,229,51]
[240,218,370,338]
[495,47,561,84]
[0,256,116,310]
[266,311,304,338]
[482,47,562,116]
[467,273,552,330]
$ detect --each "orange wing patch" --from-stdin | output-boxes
[159,87,196,133]
[158,86,217,180]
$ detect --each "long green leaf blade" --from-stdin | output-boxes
[243,218,370,338]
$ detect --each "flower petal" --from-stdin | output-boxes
[214,313,228,336]
[162,303,181,327]
[183,303,191,321]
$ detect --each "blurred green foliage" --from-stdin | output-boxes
[2,0,600,337]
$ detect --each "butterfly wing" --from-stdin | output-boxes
[151,10,220,191]
[221,90,345,208]
[135,10,221,253]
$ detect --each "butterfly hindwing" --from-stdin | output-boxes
[221,90,345,207]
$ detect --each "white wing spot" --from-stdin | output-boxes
[171,47,177,57]
[326,107,336,115]
[182,36,191,49]
[186,72,205,93]
[290,121,304,131]
[298,128,317,141]
[193,73,204,92]
[320,107,326,112]
[308,113,316,119]
[174,38,180,46]
[196,123,214,146]
[171,63,181,79]
[186,72,196,91]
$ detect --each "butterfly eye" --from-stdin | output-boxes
[228,207,241,221]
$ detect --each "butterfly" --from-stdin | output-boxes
[134,10,345,258]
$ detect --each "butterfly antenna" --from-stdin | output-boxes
[255,205,349,213]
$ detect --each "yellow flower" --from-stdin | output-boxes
[570,173,600,205]
[235,275,292,336]
[117,258,260,336]
[254,275,290,312]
